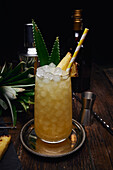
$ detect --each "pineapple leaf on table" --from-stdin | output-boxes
[18,99,29,112]
[3,67,34,84]
[11,103,17,127]
[0,108,2,116]
[0,61,35,126]
[18,95,34,105]
[0,63,12,77]
[4,76,35,86]
[49,37,60,65]
[0,62,25,84]
[3,94,15,126]
[23,91,34,96]
[32,19,49,66]
[0,98,8,110]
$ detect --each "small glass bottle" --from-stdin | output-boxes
[66,9,91,92]
[19,23,39,74]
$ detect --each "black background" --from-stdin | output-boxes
[0,1,113,66]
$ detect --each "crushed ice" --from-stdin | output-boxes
[36,63,68,81]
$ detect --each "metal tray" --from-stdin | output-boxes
[20,119,85,158]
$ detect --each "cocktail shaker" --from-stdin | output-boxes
[19,23,39,74]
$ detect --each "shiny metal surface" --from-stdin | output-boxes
[20,119,85,158]
[82,91,96,110]
[80,91,96,126]
[73,92,113,135]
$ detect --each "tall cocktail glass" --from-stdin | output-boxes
[34,65,72,143]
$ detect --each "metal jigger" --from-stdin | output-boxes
[80,91,96,126]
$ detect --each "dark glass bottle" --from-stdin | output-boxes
[66,9,91,92]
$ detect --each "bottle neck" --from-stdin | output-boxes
[73,19,83,31]
[73,9,83,31]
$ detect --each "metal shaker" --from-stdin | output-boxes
[19,23,39,74]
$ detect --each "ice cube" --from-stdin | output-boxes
[54,67,62,76]
[49,67,56,74]
[36,67,44,78]
[62,70,69,80]
[43,78,50,84]
[45,72,53,80]
[42,65,50,72]
[49,62,56,68]
[53,75,61,82]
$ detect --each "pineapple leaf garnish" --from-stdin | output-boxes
[32,19,49,66]
[49,37,60,65]
[32,19,60,66]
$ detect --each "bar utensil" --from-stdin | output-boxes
[79,91,96,126]
[0,122,17,129]
[73,92,113,135]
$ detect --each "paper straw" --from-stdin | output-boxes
[66,28,89,72]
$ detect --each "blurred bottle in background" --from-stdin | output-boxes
[19,23,39,74]
[66,9,92,92]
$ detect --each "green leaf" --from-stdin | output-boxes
[32,20,49,66]
[0,63,12,76]
[0,63,6,83]
[0,108,2,116]
[1,61,25,83]
[19,95,29,103]
[18,100,29,112]
[0,63,6,74]
[0,76,3,82]
[11,84,35,88]
[5,77,35,85]
[0,98,8,110]
[18,95,34,105]
[12,104,17,126]
[49,37,60,65]
[4,67,34,84]
[3,94,14,125]
[24,91,35,96]
[0,61,35,126]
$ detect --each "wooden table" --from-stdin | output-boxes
[2,63,113,170]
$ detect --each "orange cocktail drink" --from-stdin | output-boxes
[34,63,72,143]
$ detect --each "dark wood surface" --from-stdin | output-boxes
[2,63,113,170]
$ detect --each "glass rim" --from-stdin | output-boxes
[36,67,70,79]
[36,72,70,81]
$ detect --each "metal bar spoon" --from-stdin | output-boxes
[0,122,17,129]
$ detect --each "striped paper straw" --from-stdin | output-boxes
[66,28,89,72]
